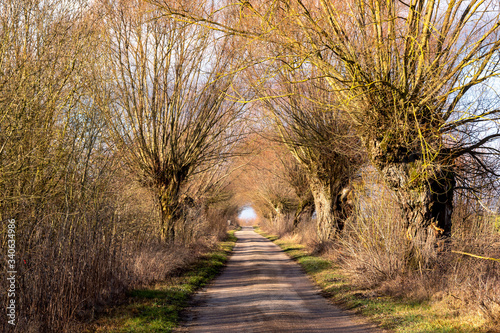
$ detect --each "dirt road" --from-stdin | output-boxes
[184,226,379,332]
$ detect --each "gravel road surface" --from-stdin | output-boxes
[184,226,380,333]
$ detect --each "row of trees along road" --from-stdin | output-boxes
[155,0,500,253]
[1,0,499,329]
[254,68,365,241]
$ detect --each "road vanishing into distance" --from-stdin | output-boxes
[182,226,380,333]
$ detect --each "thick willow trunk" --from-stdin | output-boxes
[158,183,181,243]
[292,198,313,229]
[310,177,334,241]
[379,161,455,252]
[308,174,350,241]
[159,203,177,243]
[399,176,454,244]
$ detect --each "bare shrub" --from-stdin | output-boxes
[125,242,210,287]
[293,212,319,247]
[0,1,129,330]
[273,213,296,237]
[340,179,408,287]
[203,207,237,242]
[340,171,500,325]
[445,195,500,324]
[257,213,295,238]
[0,171,229,333]
[441,251,500,325]
[0,192,128,332]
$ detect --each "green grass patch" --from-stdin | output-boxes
[254,227,489,333]
[87,231,237,333]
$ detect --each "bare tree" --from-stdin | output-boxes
[100,0,242,243]
[156,0,500,251]
[257,70,364,240]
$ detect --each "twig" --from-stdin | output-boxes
[452,250,500,262]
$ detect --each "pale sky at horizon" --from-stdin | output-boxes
[238,206,257,220]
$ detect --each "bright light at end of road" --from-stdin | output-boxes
[238,206,256,220]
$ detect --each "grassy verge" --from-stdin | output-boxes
[86,231,237,333]
[254,227,489,333]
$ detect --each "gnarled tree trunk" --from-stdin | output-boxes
[309,175,335,241]
[292,196,314,229]
[308,171,352,241]
[158,181,182,243]
[370,137,456,253]
[159,202,177,243]
[392,167,455,251]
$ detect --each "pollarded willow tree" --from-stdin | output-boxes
[100,0,243,243]
[268,0,500,250]
[257,71,364,240]
[155,0,500,252]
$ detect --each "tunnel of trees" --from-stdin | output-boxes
[1,0,499,331]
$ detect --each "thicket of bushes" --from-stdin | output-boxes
[0,158,236,332]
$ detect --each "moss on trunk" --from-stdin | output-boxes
[368,133,456,256]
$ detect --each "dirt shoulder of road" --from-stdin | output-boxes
[83,231,238,333]
[255,227,493,333]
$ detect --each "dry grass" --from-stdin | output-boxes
[0,173,232,333]
[336,179,500,329]
[257,172,500,330]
